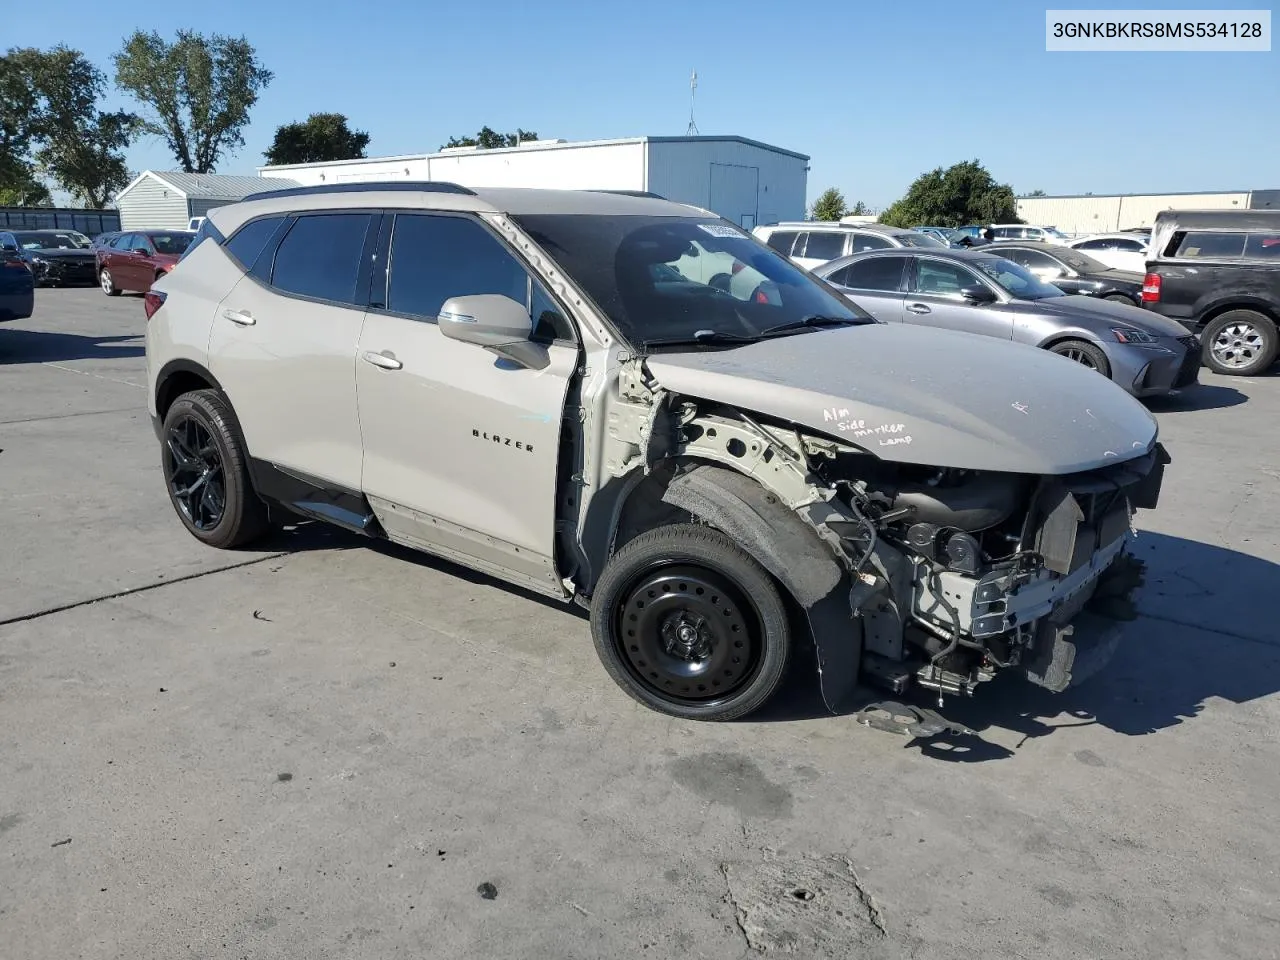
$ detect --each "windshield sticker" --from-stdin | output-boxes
[698,223,742,239]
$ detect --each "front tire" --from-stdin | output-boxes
[161,389,268,549]
[1048,338,1112,378]
[100,268,120,296]
[1201,310,1277,376]
[590,524,791,721]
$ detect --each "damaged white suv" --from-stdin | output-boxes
[146,183,1167,723]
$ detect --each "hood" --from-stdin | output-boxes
[32,248,95,260]
[645,323,1158,475]
[1033,294,1188,337]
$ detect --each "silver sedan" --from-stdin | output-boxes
[813,248,1200,397]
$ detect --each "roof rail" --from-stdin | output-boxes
[242,181,476,201]
[585,189,668,200]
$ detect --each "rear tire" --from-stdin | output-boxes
[99,268,120,296]
[161,389,268,549]
[590,524,791,721]
[1048,338,1111,378]
[1201,310,1277,376]
[1104,293,1136,305]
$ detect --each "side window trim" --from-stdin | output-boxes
[372,209,578,344]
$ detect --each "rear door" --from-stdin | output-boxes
[905,257,1014,338]
[354,211,576,594]
[824,255,909,322]
[208,211,377,493]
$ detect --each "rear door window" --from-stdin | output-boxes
[798,231,847,261]
[764,230,799,256]
[830,256,908,291]
[270,213,374,305]
[1175,231,1247,259]
[225,217,287,271]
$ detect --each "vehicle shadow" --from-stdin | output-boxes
[251,520,1280,757]
[757,532,1280,759]
[1146,383,1249,412]
[0,329,144,364]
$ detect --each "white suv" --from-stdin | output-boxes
[988,224,1070,245]
[752,222,944,270]
[144,181,1166,724]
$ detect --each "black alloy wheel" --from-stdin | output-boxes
[165,416,226,530]
[1049,338,1111,377]
[160,389,268,548]
[617,563,761,703]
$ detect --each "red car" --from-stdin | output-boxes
[97,230,195,296]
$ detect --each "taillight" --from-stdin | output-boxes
[143,290,167,320]
[1141,273,1161,303]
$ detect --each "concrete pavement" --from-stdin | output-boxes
[2,288,1278,959]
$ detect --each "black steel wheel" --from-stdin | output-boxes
[160,389,268,549]
[591,524,791,720]
[1048,338,1111,378]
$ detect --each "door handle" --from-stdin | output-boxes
[362,350,403,371]
[221,309,255,326]
[906,303,931,315]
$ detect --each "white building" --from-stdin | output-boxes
[114,172,300,230]
[258,136,809,229]
[1016,190,1279,234]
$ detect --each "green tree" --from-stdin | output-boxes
[441,126,538,150]
[0,46,136,208]
[879,160,1019,228]
[0,171,53,206]
[849,200,871,216]
[264,113,371,166]
[810,187,847,221]
[1027,189,1047,197]
[114,30,273,173]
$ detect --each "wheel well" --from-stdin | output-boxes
[1037,332,1097,352]
[156,370,214,418]
[1200,301,1279,329]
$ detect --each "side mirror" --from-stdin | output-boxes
[960,285,997,304]
[0,243,17,253]
[438,294,547,370]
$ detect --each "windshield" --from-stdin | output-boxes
[1043,227,1069,239]
[972,257,1066,300]
[511,214,872,348]
[897,232,946,248]
[150,233,195,255]
[16,231,90,250]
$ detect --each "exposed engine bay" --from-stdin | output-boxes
[603,364,1168,711]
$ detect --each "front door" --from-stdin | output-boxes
[208,211,376,493]
[354,212,575,594]
[905,257,1015,339]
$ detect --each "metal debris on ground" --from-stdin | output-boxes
[855,700,975,738]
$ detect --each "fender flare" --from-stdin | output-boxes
[660,464,861,713]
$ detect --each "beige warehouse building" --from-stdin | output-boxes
[1016,189,1280,234]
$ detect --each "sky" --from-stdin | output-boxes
[7,0,1278,209]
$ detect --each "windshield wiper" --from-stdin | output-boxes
[641,329,759,349]
[760,315,867,337]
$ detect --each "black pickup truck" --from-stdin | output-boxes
[1141,209,1280,376]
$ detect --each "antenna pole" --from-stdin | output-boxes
[686,70,699,136]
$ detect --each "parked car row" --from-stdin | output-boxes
[755,208,1279,377]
